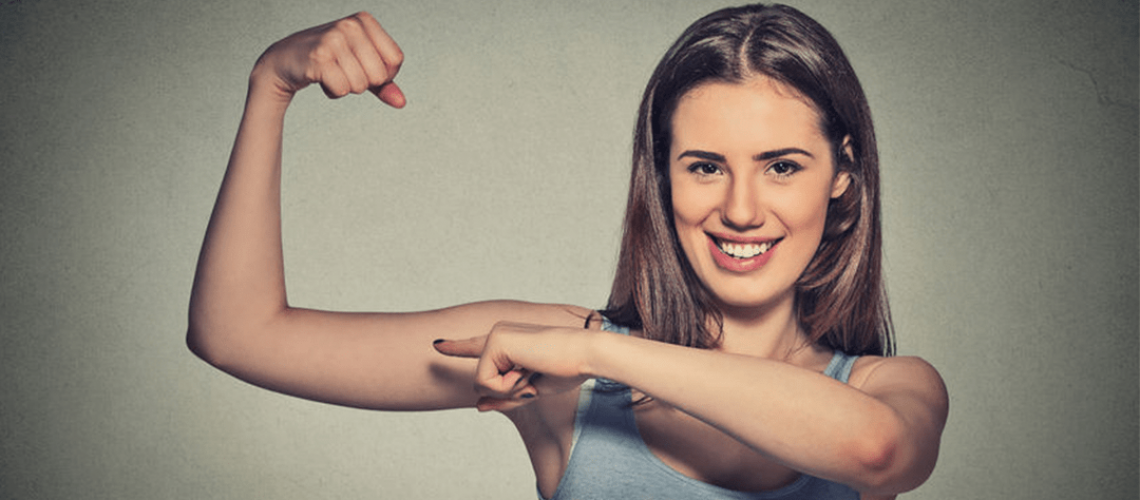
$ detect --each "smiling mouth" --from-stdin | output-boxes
[713,237,781,259]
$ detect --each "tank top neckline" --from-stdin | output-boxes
[558,318,859,498]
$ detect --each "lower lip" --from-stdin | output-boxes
[707,235,777,273]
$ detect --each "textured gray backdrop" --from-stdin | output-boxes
[1,0,1136,499]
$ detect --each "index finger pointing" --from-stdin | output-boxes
[432,337,485,358]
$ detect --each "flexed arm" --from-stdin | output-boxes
[187,13,591,411]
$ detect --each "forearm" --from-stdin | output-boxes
[187,75,293,359]
[188,10,408,363]
[585,333,917,493]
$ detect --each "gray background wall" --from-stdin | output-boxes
[1,0,1136,498]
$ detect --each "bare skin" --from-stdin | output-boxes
[188,12,948,500]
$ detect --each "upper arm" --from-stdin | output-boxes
[850,356,949,492]
[188,300,593,411]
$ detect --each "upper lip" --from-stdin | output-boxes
[706,231,782,244]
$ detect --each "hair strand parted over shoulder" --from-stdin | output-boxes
[603,3,893,357]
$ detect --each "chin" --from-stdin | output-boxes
[706,282,793,312]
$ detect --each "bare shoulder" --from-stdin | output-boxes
[849,355,942,386]
[849,355,948,418]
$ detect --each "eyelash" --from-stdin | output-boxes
[767,160,802,179]
[687,162,722,176]
[685,160,802,179]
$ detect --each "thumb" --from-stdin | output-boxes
[371,81,406,108]
[432,336,485,358]
[476,395,535,413]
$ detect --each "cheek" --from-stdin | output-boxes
[780,193,832,240]
[670,182,711,230]
[669,185,708,261]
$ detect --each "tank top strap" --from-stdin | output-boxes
[822,350,859,383]
[600,316,629,335]
[565,315,630,463]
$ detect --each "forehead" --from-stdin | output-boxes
[670,78,826,150]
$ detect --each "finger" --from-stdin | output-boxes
[337,56,370,95]
[355,12,403,79]
[432,337,485,358]
[512,383,539,400]
[510,369,536,391]
[506,371,541,395]
[337,15,392,90]
[351,44,389,90]
[476,394,535,413]
[473,357,525,398]
[371,82,406,108]
[525,372,545,394]
[484,365,525,393]
[318,68,352,99]
[327,34,370,95]
[310,32,361,98]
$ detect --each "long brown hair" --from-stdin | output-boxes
[603,3,893,356]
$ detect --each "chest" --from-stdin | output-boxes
[634,399,802,492]
[527,380,865,500]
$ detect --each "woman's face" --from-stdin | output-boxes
[669,78,849,311]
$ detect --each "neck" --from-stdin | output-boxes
[715,292,824,363]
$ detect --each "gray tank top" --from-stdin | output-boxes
[542,320,860,500]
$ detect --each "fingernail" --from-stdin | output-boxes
[528,372,543,383]
[520,393,535,399]
[432,339,445,345]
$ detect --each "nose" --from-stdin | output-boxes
[721,176,765,230]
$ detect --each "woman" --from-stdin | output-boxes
[188,4,947,499]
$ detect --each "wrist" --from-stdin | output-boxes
[581,329,618,380]
[247,61,297,108]
[242,78,293,123]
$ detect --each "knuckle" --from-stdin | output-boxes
[320,30,347,49]
[333,17,362,34]
[369,74,390,89]
[310,44,335,64]
[321,81,349,98]
[365,64,390,86]
[303,67,321,83]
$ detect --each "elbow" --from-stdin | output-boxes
[186,321,254,374]
[187,293,222,365]
[186,312,248,371]
[849,416,934,494]
[186,318,227,368]
[186,321,213,363]
[851,431,899,492]
[186,297,277,370]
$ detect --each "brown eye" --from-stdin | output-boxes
[767,160,801,177]
[688,162,722,176]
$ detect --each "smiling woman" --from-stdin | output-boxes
[187,4,947,499]
[669,79,850,312]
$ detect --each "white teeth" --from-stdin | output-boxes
[717,240,774,259]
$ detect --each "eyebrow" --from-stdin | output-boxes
[676,148,814,162]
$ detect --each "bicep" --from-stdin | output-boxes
[191,300,591,411]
